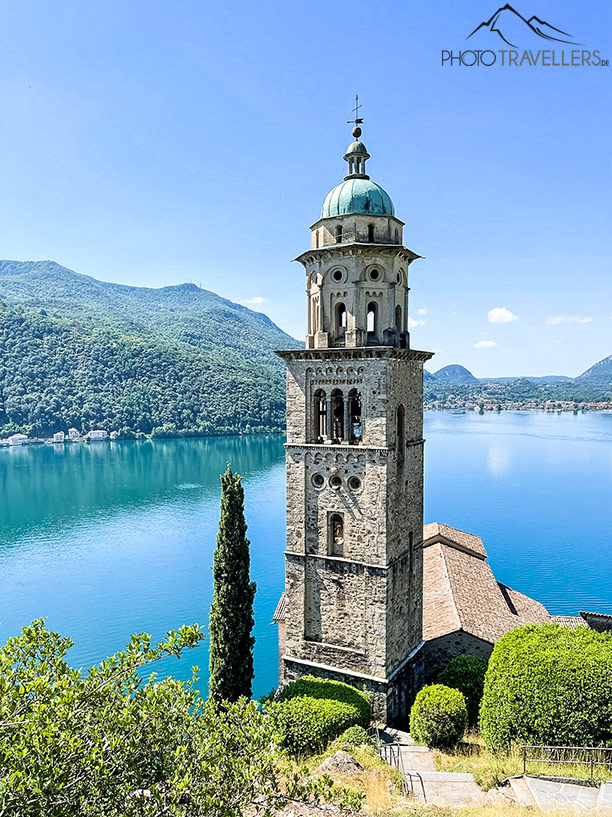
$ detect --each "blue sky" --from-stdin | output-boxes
[1,0,610,376]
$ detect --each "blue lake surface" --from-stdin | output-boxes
[1,411,611,698]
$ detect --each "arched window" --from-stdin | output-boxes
[367,302,377,341]
[315,230,319,248]
[397,404,405,462]
[331,389,344,442]
[335,302,347,339]
[328,513,344,557]
[313,297,320,333]
[394,228,399,243]
[395,304,402,335]
[335,225,343,244]
[368,223,375,243]
[313,389,327,441]
[348,389,362,443]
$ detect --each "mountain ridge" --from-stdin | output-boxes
[0,260,300,437]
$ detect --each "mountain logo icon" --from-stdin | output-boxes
[467,4,582,48]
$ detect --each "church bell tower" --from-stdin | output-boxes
[276,120,433,722]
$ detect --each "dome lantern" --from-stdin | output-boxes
[343,126,371,179]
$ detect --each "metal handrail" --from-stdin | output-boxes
[522,744,612,780]
[369,724,426,801]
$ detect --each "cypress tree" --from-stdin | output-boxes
[208,464,256,706]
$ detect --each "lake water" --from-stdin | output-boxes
[1,411,611,698]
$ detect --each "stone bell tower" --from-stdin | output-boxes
[276,122,433,723]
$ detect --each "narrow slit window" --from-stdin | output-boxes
[397,404,405,462]
[335,225,343,244]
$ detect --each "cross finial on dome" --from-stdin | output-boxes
[347,93,364,139]
[344,95,370,180]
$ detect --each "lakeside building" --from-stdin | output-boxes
[89,430,108,441]
[52,432,65,444]
[8,434,28,446]
[272,125,608,724]
[68,428,80,440]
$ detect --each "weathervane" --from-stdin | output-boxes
[347,94,363,135]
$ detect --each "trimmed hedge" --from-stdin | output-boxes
[480,624,612,750]
[438,654,488,726]
[410,685,468,749]
[269,676,371,755]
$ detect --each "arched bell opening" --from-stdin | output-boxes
[313,389,327,442]
[348,388,362,444]
[331,389,344,442]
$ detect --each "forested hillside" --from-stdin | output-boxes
[0,261,300,438]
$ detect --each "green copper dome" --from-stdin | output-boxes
[321,178,395,218]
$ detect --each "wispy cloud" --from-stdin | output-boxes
[488,306,518,323]
[408,317,426,328]
[241,296,266,306]
[474,340,499,349]
[546,315,592,325]
[418,308,428,315]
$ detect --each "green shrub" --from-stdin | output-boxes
[480,623,612,750]
[269,676,371,755]
[268,697,362,756]
[336,725,373,750]
[410,684,468,749]
[438,654,488,726]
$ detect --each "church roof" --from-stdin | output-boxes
[423,522,487,559]
[551,615,587,630]
[422,526,550,644]
[272,592,287,623]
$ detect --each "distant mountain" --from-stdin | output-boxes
[423,369,436,382]
[467,4,579,48]
[577,355,612,384]
[433,364,479,385]
[0,260,300,437]
[480,375,573,385]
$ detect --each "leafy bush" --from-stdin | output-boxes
[480,623,612,750]
[336,725,373,750]
[410,684,468,749]
[438,654,488,726]
[269,676,371,755]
